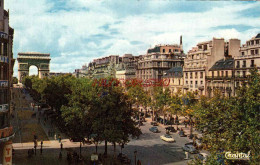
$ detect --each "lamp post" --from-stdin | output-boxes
[134,150,137,165]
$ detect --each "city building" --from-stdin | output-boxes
[115,54,139,85]
[0,0,15,164]
[183,38,240,96]
[73,64,88,78]
[162,66,184,95]
[87,55,120,79]
[234,33,260,91]
[49,72,72,77]
[136,36,185,86]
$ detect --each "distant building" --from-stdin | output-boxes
[136,36,185,86]
[162,67,184,95]
[49,72,71,77]
[234,33,260,92]
[184,38,240,96]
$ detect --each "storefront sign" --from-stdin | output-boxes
[0,80,8,87]
[3,141,12,165]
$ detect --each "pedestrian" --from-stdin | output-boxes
[54,133,57,140]
[40,140,43,154]
[58,135,61,143]
[60,142,63,150]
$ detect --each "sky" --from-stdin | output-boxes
[5,0,260,77]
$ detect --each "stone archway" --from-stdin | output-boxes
[17,52,51,83]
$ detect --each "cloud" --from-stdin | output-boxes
[5,0,260,77]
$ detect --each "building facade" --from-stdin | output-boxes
[0,0,15,164]
[162,67,184,95]
[184,38,240,96]
[234,33,260,91]
[136,37,185,85]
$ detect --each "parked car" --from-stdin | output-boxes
[165,126,177,133]
[182,145,198,154]
[160,134,175,143]
[197,153,208,164]
[150,121,158,126]
[149,126,159,133]
[179,130,187,137]
[117,153,131,164]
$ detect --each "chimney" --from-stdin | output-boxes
[180,35,183,51]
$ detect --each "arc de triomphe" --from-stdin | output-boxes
[17,52,51,83]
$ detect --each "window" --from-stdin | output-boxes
[195,72,198,78]
[243,61,246,67]
[251,50,255,55]
[217,71,220,77]
[226,71,228,77]
[236,61,240,68]
[190,72,193,78]
[204,45,208,50]
[237,71,240,76]
[186,81,188,84]
[251,41,254,45]
[256,40,259,44]
[243,71,246,77]
[200,72,203,78]
[190,81,193,85]
[251,60,255,67]
[169,49,172,52]
[192,55,194,59]
[163,49,165,53]
[172,79,174,83]
[186,73,188,78]
[212,71,214,77]
[255,49,259,55]
[242,52,244,56]
[179,79,180,85]
[201,81,203,84]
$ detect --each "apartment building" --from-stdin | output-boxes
[162,67,184,95]
[136,36,185,86]
[184,38,240,96]
[234,33,260,89]
[0,0,15,164]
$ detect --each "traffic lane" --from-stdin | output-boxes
[123,122,190,165]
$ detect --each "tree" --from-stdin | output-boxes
[12,77,18,84]
[194,68,260,164]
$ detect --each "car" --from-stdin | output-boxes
[197,153,208,164]
[160,134,175,143]
[150,121,158,126]
[149,126,159,133]
[165,126,177,133]
[185,142,194,146]
[117,153,131,164]
[179,130,187,137]
[182,145,198,154]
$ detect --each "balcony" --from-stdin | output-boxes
[190,85,193,88]
[0,126,15,143]
[183,85,189,89]
[206,76,233,80]
[236,65,240,68]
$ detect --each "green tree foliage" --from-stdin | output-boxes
[194,68,260,164]
[12,77,18,84]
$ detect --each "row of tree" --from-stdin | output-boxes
[22,68,259,163]
[22,75,141,156]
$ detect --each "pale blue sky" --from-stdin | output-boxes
[5,0,260,76]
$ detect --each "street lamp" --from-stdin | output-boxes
[134,150,137,165]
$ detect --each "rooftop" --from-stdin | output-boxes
[209,58,234,71]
